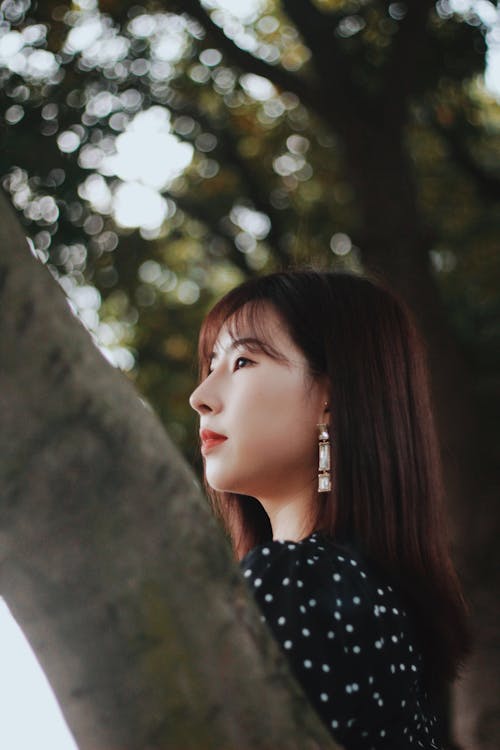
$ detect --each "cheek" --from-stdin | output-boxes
[242,381,316,449]
[245,413,317,471]
[211,384,317,484]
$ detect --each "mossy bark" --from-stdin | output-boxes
[0,189,340,749]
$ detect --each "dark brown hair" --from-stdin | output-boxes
[195,268,471,690]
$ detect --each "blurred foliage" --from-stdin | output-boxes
[0,0,499,471]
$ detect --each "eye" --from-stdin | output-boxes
[233,356,253,371]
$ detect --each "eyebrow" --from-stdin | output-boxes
[209,336,276,363]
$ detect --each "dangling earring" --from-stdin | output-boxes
[317,422,332,492]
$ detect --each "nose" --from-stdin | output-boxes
[189,377,220,415]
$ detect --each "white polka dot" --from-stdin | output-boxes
[334,611,341,620]
[244,569,252,578]
[350,559,357,566]
[308,598,317,607]
[353,645,361,653]
[284,640,293,649]
[368,676,374,684]
[353,596,361,605]
[360,571,367,578]
[304,659,312,668]
[287,543,296,550]
[390,664,396,673]
[377,588,384,596]
[333,573,341,581]
[282,577,290,586]
[302,628,310,637]
[265,594,273,602]
[346,624,354,632]
[254,578,262,587]
[400,663,406,671]
[331,720,339,729]
[391,634,398,642]
[392,607,399,614]
[277,616,286,625]
[327,631,335,639]
[320,692,328,702]
[375,639,383,649]
[299,605,306,614]
[297,580,304,587]
[322,663,331,672]
[262,547,270,555]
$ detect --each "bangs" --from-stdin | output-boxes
[197,293,287,378]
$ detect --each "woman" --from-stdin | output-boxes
[189,269,471,749]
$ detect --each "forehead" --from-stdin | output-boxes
[211,303,285,354]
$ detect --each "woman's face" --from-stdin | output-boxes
[189,304,329,504]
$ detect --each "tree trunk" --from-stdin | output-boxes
[0,188,339,749]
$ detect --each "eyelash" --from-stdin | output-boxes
[233,356,253,371]
[208,355,254,375]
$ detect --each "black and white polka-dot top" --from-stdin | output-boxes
[240,531,444,749]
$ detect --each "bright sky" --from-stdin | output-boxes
[0,599,77,750]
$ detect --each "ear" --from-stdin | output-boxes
[316,377,331,426]
[321,400,331,426]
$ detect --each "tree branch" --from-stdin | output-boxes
[0,187,341,749]
[166,0,325,116]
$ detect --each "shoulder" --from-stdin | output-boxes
[241,531,381,594]
[240,531,415,636]
[240,533,429,741]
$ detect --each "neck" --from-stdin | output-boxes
[257,482,316,542]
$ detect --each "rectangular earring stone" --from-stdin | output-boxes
[319,443,330,470]
[318,473,332,492]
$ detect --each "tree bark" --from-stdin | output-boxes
[0,189,339,749]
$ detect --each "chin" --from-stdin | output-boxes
[205,472,247,495]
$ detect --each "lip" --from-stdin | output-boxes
[200,428,227,454]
